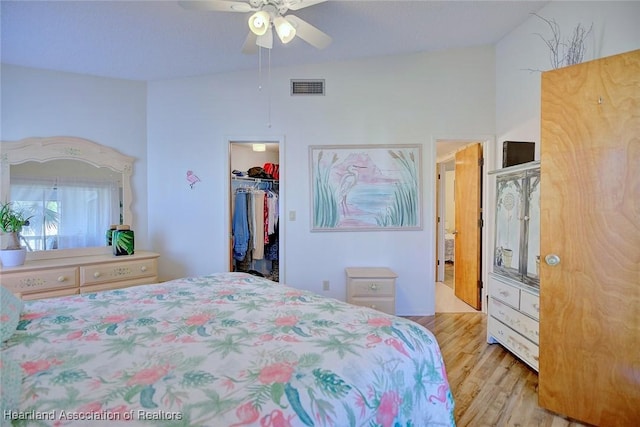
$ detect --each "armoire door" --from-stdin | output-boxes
[539,49,640,426]
[454,142,482,310]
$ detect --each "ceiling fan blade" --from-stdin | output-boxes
[285,15,332,49]
[178,0,254,12]
[286,0,327,11]
[256,30,273,50]
[242,32,258,54]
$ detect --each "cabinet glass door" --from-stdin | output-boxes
[495,172,524,280]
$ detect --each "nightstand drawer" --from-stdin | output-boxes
[345,267,397,315]
[2,267,79,295]
[490,276,520,309]
[349,298,395,315]
[348,278,395,298]
[81,258,158,286]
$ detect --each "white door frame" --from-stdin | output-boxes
[432,135,495,313]
[226,134,286,283]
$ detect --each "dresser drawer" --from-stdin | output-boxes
[489,297,539,344]
[490,276,520,308]
[520,290,540,320]
[488,316,539,371]
[349,298,396,315]
[1,267,79,295]
[81,258,158,286]
[348,278,395,298]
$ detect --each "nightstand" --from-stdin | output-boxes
[345,267,397,315]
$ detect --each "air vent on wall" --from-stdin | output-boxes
[291,79,325,96]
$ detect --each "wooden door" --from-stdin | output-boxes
[454,143,482,309]
[539,49,640,425]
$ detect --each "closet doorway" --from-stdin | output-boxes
[229,139,283,282]
[435,140,484,312]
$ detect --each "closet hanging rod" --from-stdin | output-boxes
[232,176,278,183]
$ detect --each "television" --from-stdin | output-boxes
[502,141,535,168]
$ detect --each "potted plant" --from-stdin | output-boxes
[0,202,32,267]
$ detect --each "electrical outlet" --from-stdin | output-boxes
[322,280,330,291]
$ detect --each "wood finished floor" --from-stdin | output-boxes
[404,313,590,427]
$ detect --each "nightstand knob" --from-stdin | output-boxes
[57,276,66,282]
[94,272,101,278]
[141,266,147,272]
[370,283,378,291]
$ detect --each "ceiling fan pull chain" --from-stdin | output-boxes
[258,47,263,91]
[267,48,272,128]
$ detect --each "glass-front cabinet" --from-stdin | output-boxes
[493,162,540,289]
[487,161,541,371]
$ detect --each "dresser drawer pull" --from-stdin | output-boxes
[532,303,539,312]
[499,290,509,297]
[57,276,67,282]
[141,266,148,272]
[370,283,378,291]
[94,272,102,278]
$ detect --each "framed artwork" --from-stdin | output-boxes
[310,144,422,231]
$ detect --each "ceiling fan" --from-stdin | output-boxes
[179,0,332,54]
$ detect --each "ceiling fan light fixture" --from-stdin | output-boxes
[274,16,296,44]
[248,10,270,36]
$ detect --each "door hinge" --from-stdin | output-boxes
[478,218,484,228]
[478,157,484,167]
[478,280,483,289]
[437,216,441,223]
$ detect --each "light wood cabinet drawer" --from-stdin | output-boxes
[490,276,520,308]
[2,267,79,295]
[348,298,396,315]
[519,290,540,320]
[21,288,79,301]
[81,258,158,286]
[489,297,539,344]
[488,316,539,371]
[348,278,395,298]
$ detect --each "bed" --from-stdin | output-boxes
[1,272,454,426]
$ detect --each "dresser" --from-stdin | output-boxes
[487,162,540,371]
[345,267,397,315]
[487,273,539,370]
[1,251,160,300]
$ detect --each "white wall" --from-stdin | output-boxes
[0,65,149,247]
[147,46,496,315]
[495,1,640,165]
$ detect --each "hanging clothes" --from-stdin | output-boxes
[232,190,250,261]
[252,190,265,260]
[231,177,279,273]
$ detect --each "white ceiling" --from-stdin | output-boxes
[1,0,549,82]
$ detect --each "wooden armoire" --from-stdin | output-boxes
[539,49,639,426]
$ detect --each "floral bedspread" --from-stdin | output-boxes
[1,273,455,426]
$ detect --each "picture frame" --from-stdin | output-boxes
[310,144,422,231]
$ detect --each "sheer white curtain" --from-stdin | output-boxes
[11,177,120,250]
[10,179,56,251]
